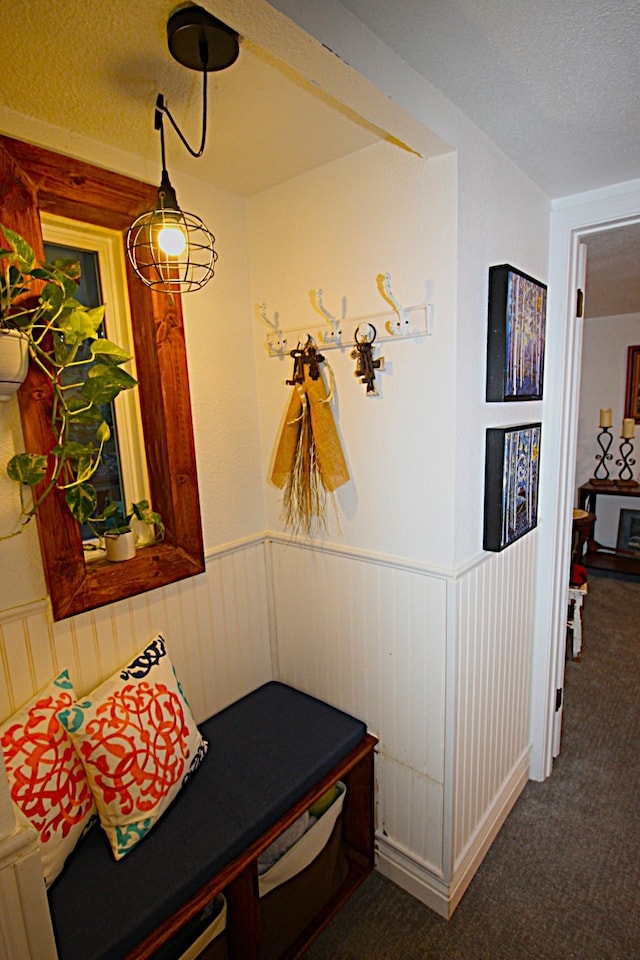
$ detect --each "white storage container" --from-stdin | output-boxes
[258,782,346,896]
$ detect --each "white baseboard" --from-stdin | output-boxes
[448,747,530,915]
[376,834,450,918]
[376,747,530,919]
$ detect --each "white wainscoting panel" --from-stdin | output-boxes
[0,827,58,959]
[268,539,448,877]
[451,531,536,876]
[0,540,272,726]
[269,532,537,917]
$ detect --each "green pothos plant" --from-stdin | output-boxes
[0,224,149,541]
[84,499,164,549]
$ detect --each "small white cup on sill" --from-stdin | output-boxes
[104,530,136,562]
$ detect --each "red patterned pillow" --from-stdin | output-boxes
[57,635,207,860]
[0,670,96,886]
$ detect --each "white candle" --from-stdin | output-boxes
[599,408,612,428]
[622,418,635,439]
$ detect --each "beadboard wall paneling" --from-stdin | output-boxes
[269,533,537,912]
[0,540,272,726]
[269,539,448,875]
[452,530,536,871]
[0,831,57,959]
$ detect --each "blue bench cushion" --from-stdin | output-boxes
[48,681,367,960]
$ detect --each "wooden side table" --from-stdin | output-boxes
[577,482,640,576]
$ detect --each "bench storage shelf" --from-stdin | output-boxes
[48,682,376,960]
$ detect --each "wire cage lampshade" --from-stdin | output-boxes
[126,4,239,294]
[127,173,218,293]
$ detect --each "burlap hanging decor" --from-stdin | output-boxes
[271,340,349,536]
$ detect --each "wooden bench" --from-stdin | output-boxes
[48,682,376,960]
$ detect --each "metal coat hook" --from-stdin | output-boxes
[315,289,343,345]
[260,302,287,354]
[377,273,410,336]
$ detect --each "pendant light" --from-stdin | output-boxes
[127,5,239,293]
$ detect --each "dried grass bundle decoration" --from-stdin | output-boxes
[271,339,349,536]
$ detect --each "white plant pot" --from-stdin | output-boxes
[104,531,136,562]
[0,329,29,402]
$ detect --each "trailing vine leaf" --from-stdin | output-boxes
[66,397,103,423]
[65,483,98,523]
[51,441,95,486]
[1,227,35,270]
[38,281,65,319]
[90,340,131,365]
[7,453,48,486]
[87,362,137,385]
[131,499,165,541]
[52,440,93,460]
[39,258,82,285]
[56,303,105,345]
[82,365,137,405]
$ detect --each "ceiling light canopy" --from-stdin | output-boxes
[126,4,240,294]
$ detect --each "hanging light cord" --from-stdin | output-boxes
[155,38,209,163]
[126,11,230,293]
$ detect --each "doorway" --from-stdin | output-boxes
[575,224,640,565]
[530,178,640,783]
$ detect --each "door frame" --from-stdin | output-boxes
[530,176,640,782]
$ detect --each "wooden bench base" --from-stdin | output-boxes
[127,734,377,960]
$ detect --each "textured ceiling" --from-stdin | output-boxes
[0,0,638,317]
[0,0,382,197]
[335,0,640,200]
[583,222,640,319]
[272,0,640,318]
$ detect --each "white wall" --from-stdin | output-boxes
[576,313,640,544]
[454,142,549,564]
[249,142,458,566]
[264,1,550,566]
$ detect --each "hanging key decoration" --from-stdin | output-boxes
[273,336,349,536]
[286,336,325,386]
[352,323,384,396]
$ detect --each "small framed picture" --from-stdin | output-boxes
[484,422,542,552]
[486,264,547,401]
[616,508,640,555]
[624,345,640,423]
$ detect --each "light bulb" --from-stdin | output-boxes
[157,224,186,257]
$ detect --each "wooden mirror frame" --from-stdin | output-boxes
[0,135,205,620]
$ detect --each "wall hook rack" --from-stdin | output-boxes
[260,302,287,354]
[260,276,433,357]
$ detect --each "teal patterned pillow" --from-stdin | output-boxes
[58,635,207,860]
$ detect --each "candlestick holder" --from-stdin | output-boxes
[616,436,638,485]
[592,426,614,484]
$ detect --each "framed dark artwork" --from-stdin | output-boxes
[484,422,542,552]
[616,509,640,556]
[624,345,640,423]
[486,264,547,401]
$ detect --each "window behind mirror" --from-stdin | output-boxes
[42,216,152,550]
